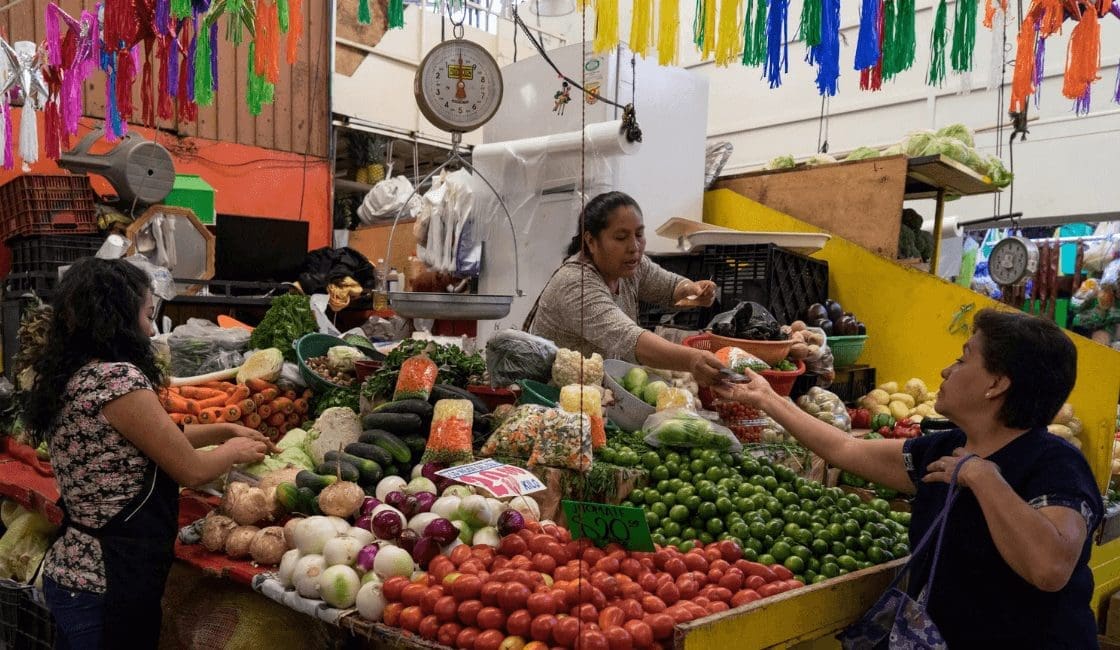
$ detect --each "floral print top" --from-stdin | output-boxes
[43,362,154,593]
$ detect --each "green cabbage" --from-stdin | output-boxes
[805,154,838,167]
[765,155,797,170]
[882,145,904,156]
[986,155,1013,188]
[846,147,881,161]
[936,123,975,148]
[902,131,936,157]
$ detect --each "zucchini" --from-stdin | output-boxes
[401,434,427,461]
[316,460,361,483]
[325,450,384,484]
[358,430,412,464]
[296,470,338,492]
[275,482,301,512]
[345,442,394,467]
[374,399,435,420]
[431,384,489,414]
[361,413,424,435]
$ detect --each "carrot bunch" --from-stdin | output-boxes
[160,379,311,441]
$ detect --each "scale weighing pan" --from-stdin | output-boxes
[389,292,513,320]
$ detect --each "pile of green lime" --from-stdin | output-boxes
[595,441,646,467]
[619,447,911,585]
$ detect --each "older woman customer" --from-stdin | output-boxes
[714,309,1102,648]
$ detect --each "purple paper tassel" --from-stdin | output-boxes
[812,0,840,95]
[156,0,172,35]
[209,22,219,92]
[186,19,197,102]
[766,0,790,88]
[1074,84,1090,115]
[1114,64,1120,105]
[101,49,124,141]
[2,102,13,170]
[169,20,182,97]
[854,0,881,70]
[193,0,213,13]
[1032,23,1045,109]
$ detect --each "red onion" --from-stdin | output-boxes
[423,518,458,545]
[399,495,420,518]
[371,510,404,540]
[355,544,379,573]
[412,536,441,568]
[414,492,436,514]
[360,497,382,517]
[354,514,373,532]
[385,491,407,510]
[397,529,419,554]
[421,462,448,491]
[497,509,526,537]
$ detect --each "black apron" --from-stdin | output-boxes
[59,459,179,649]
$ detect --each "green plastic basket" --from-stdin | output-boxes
[517,379,560,407]
[828,335,868,368]
[295,333,359,392]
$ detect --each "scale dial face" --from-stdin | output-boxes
[414,39,503,134]
[988,236,1039,286]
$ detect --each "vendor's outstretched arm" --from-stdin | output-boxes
[635,332,724,385]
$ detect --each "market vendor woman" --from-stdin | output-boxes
[24,258,272,649]
[715,309,1102,648]
[526,191,725,385]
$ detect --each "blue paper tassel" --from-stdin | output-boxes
[812,0,840,95]
[854,0,881,70]
[766,0,789,88]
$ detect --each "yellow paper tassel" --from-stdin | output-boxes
[631,0,655,57]
[658,0,681,65]
[714,0,742,65]
[594,0,620,53]
[701,0,717,59]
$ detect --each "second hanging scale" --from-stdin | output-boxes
[384,17,520,321]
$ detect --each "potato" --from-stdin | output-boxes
[1052,403,1074,426]
[225,525,260,559]
[889,393,916,409]
[914,403,934,418]
[1067,417,1083,436]
[889,401,910,421]
[789,343,811,360]
[879,382,899,394]
[867,389,891,406]
[872,404,891,416]
[1047,424,1074,439]
[790,320,807,332]
[904,379,928,402]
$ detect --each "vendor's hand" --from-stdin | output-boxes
[221,437,269,464]
[923,448,996,488]
[225,423,277,453]
[678,280,718,307]
[689,350,726,386]
[710,368,775,408]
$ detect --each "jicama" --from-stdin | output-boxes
[422,399,474,464]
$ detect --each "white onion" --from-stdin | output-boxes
[278,549,301,588]
[442,485,473,498]
[319,565,361,609]
[472,526,500,548]
[375,476,407,501]
[405,477,438,496]
[294,517,338,555]
[356,580,387,621]
[430,495,462,521]
[348,527,375,546]
[411,464,424,480]
[485,498,505,526]
[407,513,441,537]
[508,496,541,521]
[323,536,365,567]
[326,516,352,535]
[458,495,494,530]
[293,554,327,598]
[373,545,415,579]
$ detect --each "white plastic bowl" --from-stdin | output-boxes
[603,359,669,433]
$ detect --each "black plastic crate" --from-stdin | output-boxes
[702,244,828,325]
[7,235,103,276]
[828,365,877,406]
[0,579,55,649]
[638,253,719,330]
[5,272,59,298]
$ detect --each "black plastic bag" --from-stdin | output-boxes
[706,301,783,341]
[298,247,376,295]
[485,330,558,388]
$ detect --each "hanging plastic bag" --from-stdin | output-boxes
[417,172,449,271]
[358,176,421,225]
[442,169,475,276]
[642,409,741,452]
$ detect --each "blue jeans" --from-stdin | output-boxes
[42,576,104,650]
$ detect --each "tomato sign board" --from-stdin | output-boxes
[436,460,546,498]
[561,500,655,552]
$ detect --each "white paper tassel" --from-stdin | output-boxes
[19,106,37,168]
[987,6,1006,91]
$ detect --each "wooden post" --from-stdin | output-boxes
[930,188,946,276]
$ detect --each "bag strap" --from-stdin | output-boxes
[880,453,978,595]
[521,260,583,331]
[919,453,977,605]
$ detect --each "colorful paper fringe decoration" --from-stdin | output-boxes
[247,40,275,116]
[799,0,822,48]
[765,0,790,87]
[882,0,916,80]
[287,0,304,63]
[1061,6,1101,103]
[809,0,840,95]
[1009,0,1071,112]
[927,0,948,86]
[358,0,372,24]
[631,0,655,58]
[658,0,682,65]
[859,0,886,89]
[389,0,406,29]
[715,0,744,65]
[854,0,881,72]
[740,0,767,66]
[594,0,621,53]
[950,0,978,75]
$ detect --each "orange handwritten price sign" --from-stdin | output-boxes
[561,500,655,552]
[435,460,545,498]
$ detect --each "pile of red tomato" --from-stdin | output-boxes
[379,520,804,649]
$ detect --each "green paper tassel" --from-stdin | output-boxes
[693,0,706,49]
[247,41,275,116]
[358,0,372,24]
[881,0,898,79]
[278,0,291,32]
[741,0,767,66]
[171,0,192,20]
[927,0,948,86]
[897,0,916,71]
[388,0,405,29]
[227,0,245,45]
[799,0,823,48]
[195,21,214,106]
[950,0,977,72]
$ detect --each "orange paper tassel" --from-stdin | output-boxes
[287,0,303,64]
[982,0,1007,28]
[1008,14,1038,112]
[1061,7,1100,99]
[1038,0,1064,36]
[254,0,280,82]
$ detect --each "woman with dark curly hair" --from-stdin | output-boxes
[25,258,272,650]
[715,309,1102,648]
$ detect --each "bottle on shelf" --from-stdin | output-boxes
[373,258,389,310]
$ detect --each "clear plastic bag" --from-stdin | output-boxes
[481,404,547,459]
[485,330,558,388]
[168,318,251,377]
[796,387,851,432]
[642,409,742,453]
[714,346,770,372]
[528,408,593,472]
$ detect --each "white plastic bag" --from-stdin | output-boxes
[358,176,420,225]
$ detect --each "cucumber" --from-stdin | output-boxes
[345,442,394,467]
[361,413,424,435]
[275,482,301,512]
[358,430,412,464]
[296,486,320,514]
[325,450,384,484]
[316,460,361,483]
[374,399,435,420]
[401,435,427,462]
[296,470,337,492]
[431,384,489,414]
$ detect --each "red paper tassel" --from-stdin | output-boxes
[43,67,63,160]
[117,49,137,121]
[860,0,886,90]
[177,29,196,124]
[104,0,139,48]
[1062,6,1101,99]
[157,35,174,121]
[287,0,303,64]
[142,39,156,126]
